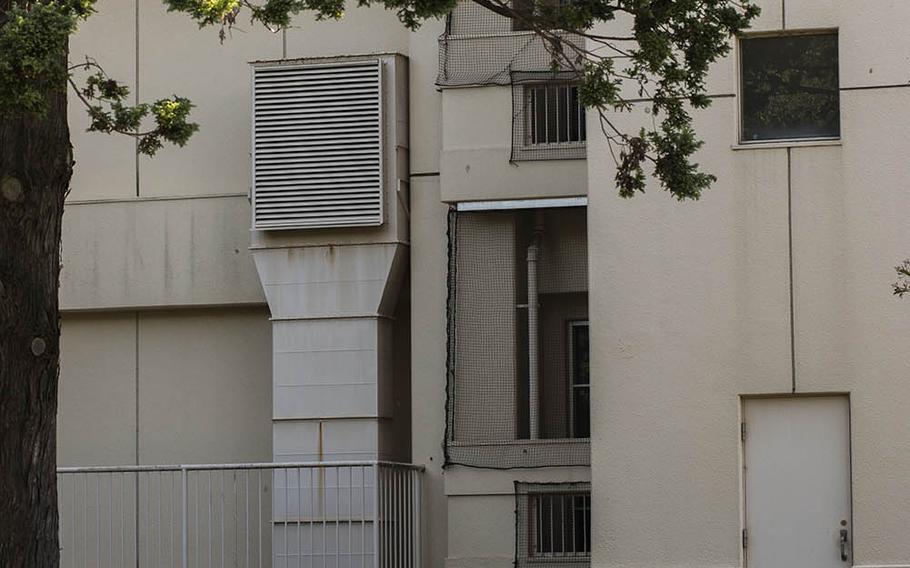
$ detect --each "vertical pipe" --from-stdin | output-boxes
[297,468,302,568]
[527,210,545,439]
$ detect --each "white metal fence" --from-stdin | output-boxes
[56,461,423,568]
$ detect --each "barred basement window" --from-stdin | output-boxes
[446,206,590,468]
[516,483,591,568]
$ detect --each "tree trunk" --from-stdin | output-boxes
[0,3,73,564]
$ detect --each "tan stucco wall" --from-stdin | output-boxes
[440,86,587,203]
[586,1,910,565]
[58,308,272,467]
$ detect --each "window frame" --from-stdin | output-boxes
[511,75,588,162]
[736,28,842,146]
[524,82,587,149]
[568,320,590,439]
[516,482,592,568]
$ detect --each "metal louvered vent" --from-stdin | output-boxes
[252,60,383,229]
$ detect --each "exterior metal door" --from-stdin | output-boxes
[743,396,852,568]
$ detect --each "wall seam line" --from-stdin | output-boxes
[134,0,140,198]
[788,147,796,394]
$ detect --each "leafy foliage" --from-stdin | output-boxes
[163,0,456,39]
[0,2,92,116]
[895,260,910,298]
[2,0,760,193]
[70,60,198,155]
[161,0,759,200]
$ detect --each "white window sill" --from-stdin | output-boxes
[731,138,841,151]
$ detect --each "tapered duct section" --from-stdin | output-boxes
[252,59,384,229]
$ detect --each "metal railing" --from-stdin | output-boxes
[56,461,423,568]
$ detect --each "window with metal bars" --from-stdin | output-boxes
[516,482,591,568]
[527,84,586,145]
[511,78,587,161]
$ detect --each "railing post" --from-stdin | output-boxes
[373,464,381,568]
[413,470,421,568]
[181,466,189,568]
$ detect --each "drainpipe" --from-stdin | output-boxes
[527,211,545,439]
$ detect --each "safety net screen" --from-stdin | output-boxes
[515,482,592,568]
[436,0,584,88]
[445,206,590,468]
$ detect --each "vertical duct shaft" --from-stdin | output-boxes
[527,211,545,439]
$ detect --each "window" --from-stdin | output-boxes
[569,321,589,439]
[516,483,591,568]
[512,77,587,161]
[446,206,590,468]
[527,84,586,145]
[740,32,840,142]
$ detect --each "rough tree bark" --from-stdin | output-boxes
[0,1,73,564]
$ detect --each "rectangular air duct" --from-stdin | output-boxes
[252,59,384,229]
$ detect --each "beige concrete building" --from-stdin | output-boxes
[57,1,910,567]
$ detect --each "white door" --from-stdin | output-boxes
[743,396,852,568]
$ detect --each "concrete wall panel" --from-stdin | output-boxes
[137,3,282,198]
[137,308,272,464]
[67,0,136,202]
[58,313,138,466]
[440,87,587,202]
[61,195,264,311]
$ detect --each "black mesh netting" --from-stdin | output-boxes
[436,0,584,88]
[515,482,592,568]
[445,207,590,468]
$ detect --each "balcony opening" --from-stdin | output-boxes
[446,206,590,468]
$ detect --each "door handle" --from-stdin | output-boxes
[840,528,849,562]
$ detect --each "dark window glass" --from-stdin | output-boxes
[571,323,589,438]
[740,33,840,142]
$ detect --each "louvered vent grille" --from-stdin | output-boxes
[252,60,383,229]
